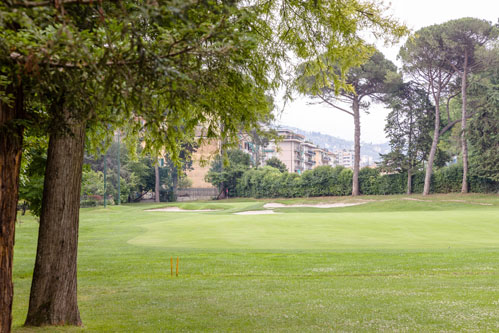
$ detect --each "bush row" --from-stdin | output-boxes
[234,164,498,198]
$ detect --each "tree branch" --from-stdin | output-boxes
[316,94,354,116]
[439,111,476,136]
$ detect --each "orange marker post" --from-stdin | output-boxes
[176,257,179,277]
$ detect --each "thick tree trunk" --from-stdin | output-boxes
[154,163,160,202]
[352,98,361,196]
[25,109,85,327]
[0,85,24,333]
[406,169,412,195]
[423,103,441,196]
[460,54,469,193]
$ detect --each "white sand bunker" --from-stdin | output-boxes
[145,207,219,212]
[263,202,365,209]
[234,210,277,215]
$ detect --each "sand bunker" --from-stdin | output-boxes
[234,210,277,215]
[263,202,365,209]
[145,207,219,212]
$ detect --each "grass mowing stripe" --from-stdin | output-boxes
[12,194,499,332]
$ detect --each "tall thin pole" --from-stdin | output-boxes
[117,132,121,205]
[103,152,107,208]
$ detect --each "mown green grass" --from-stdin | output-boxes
[12,194,499,332]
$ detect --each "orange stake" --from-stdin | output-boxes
[170,257,173,277]
[176,257,179,277]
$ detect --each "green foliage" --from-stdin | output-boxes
[18,135,48,217]
[358,167,380,195]
[381,81,434,175]
[234,164,497,198]
[236,165,354,198]
[206,150,251,197]
[468,50,499,181]
[265,157,287,173]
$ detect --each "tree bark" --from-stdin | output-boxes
[352,97,361,196]
[0,84,24,333]
[406,169,412,195]
[25,108,85,327]
[423,102,440,196]
[460,51,469,193]
[154,163,160,202]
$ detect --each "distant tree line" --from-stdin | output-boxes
[206,150,498,198]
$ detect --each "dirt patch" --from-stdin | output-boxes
[263,202,366,209]
[145,207,219,212]
[234,210,277,215]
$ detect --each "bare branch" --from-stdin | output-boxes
[317,94,354,116]
[439,111,476,136]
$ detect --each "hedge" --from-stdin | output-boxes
[234,165,498,198]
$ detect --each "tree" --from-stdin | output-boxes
[265,157,288,173]
[399,25,456,195]
[468,49,499,182]
[1,0,407,330]
[0,76,23,333]
[206,150,251,197]
[381,81,434,194]
[299,50,397,195]
[441,18,497,193]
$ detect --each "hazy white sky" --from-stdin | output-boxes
[276,0,499,144]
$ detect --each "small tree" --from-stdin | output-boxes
[265,157,287,173]
[206,150,251,198]
[381,81,434,194]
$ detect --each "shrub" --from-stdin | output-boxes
[234,164,497,198]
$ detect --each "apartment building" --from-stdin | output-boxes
[269,129,306,173]
[335,149,355,169]
[326,151,338,167]
[313,147,332,167]
[262,129,338,173]
[186,128,341,185]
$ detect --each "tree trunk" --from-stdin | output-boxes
[406,169,412,195]
[460,53,469,193]
[154,163,160,203]
[0,84,24,333]
[25,109,85,327]
[423,103,440,195]
[352,98,361,196]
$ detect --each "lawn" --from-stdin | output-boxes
[12,194,499,332]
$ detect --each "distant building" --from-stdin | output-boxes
[335,149,355,169]
[262,129,336,174]
[269,129,306,173]
[302,141,317,171]
[326,151,338,167]
[313,147,330,168]
[185,127,220,189]
[187,127,343,182]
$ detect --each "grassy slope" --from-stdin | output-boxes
[12,194,499,332]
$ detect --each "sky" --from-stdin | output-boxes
[275,0,499,144]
